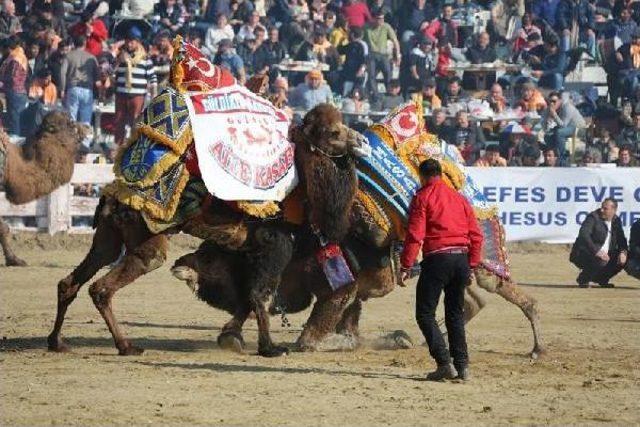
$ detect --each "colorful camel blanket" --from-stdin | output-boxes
[359,101,510,280]
[185,85,296,201]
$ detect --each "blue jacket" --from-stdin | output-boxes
[555,0,594,31]
[533,0,561,27]
[542,50,567,76]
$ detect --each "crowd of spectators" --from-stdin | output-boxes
[0,0,639,167]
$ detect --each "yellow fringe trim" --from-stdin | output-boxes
[356,189,392,234]
[137,123,193,156]
[236,201,281,218]
[171,35,186,93]
[474,205,499,220]
[102,166,191,222]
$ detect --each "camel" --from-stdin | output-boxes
[171,109,545,359]
[0,111,88,266]
[47,103,369,357]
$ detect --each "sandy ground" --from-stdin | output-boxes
[1,233,639,426]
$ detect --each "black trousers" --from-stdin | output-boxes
[576,251,624,285]
[416,252,469,368]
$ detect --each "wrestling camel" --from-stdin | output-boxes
[171,106,545,359]
[47,103,368,357]
[0,111,88,266]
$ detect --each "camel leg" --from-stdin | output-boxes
[494,280,545,358]
[335,298,362,338]
[0,217,26,266]
[48,220,124,352]
[296,283,357,351]
[248,227,294,358]
[88,234,168,355]
[464,283,488,324]
[217,305,252,353]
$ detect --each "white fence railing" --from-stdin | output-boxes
[1,164,114,234]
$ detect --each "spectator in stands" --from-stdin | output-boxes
[342,86,370,114]
[237,32,260,76]
[421,77,441,110]
[518,81,547,111]
[486,83,508,113]
[338,26,368,96]
[26,39,47,82]
[500,132,533,165]
[490,0,525,43]
[205,13,235,57]
[578,149,602,165]
[149,31,173,87]
[0,0,21,39]
[521,145,541,166]
[230,0,256,29]
[28,67,57,105]
[254,26,287,77]
[609,7,637,44]
[540,146,559,166]
[570,198,628,287]
[329,14,349,57]
[288,69,333,110]
[311,26,340,72]
[626,218,640,279]
[214,38,246,84]
[69,11,107,57]
[617,112,640,158]
[530,36,566,90]
[448,110,485,164]
[514,31,545,65]
[513,13,542,54]
[48,38,70,96]
[0,35,28,135]
[398,0,436,50]
[463,32,497,90]
[269,76,290,111]
[424,4,458,49]
[614,28,640,95]
[154,0,185,34]
[401,34,435,96]
[532,0,561,29]
[427,108,453,141]
[364,8,400,102]
[616,144,639,166]
[237,10,263,42]
[114,27,157,146]
[474,144,508,166]
[61,35,98,126]
[556,0,596,57]
[374,78,404,111]
[341,0,371,29]
[541,91,586,165]
[441,76,468,106]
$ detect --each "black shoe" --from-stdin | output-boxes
[597,282,615,288]
[455,365,470,381]
[577,282,592,288]
[426,363,457,381]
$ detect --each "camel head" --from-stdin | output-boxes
[36,111,91,156]
[296,104,370,161]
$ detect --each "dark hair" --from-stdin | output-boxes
[603,197,618,208]
[548,90,562,100]
[37,67,52,78]
[350,26,363,39]
[543,146,557,156]
[72,34,86,47]
[80,11,92,23]
[448,76,461,85]
[5,34,22,50]
[418,159,442,179]
[389,78,400,87]
[335,14,347,29]
[486,144,500,153]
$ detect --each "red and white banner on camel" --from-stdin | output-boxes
[185,85,297,201]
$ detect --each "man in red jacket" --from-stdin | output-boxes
[400,159,483,381]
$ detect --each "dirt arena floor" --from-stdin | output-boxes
[1,233,639,426]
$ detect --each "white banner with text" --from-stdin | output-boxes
[466,167,640,243]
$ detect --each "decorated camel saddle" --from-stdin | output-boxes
[103,37,297,232]
[355,101,510,280]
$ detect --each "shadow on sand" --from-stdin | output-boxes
[0,336,219,353]
[518,283,638,290]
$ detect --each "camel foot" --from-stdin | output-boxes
[258,345,289,358]
[47,335,71,353]
[6,256,27,267]
[217,331,245,353]
[530,346,546,360]
[118,344,144,356]
[388,330,414,349]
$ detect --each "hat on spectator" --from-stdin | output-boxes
[127,26,143,41]
[372,7,385,17]
[416,33,434,46]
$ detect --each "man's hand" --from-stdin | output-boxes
[399,268,411,287]
[596,250,610,263]
[619,251,628,266]
[467,268,476,286]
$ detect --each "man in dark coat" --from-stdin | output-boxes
[625,218,640,279]
[570,198,628,288]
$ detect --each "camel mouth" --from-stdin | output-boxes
[170,266,199,293]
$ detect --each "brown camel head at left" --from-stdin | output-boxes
[3,111,90,205]
[290,104,370,242]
